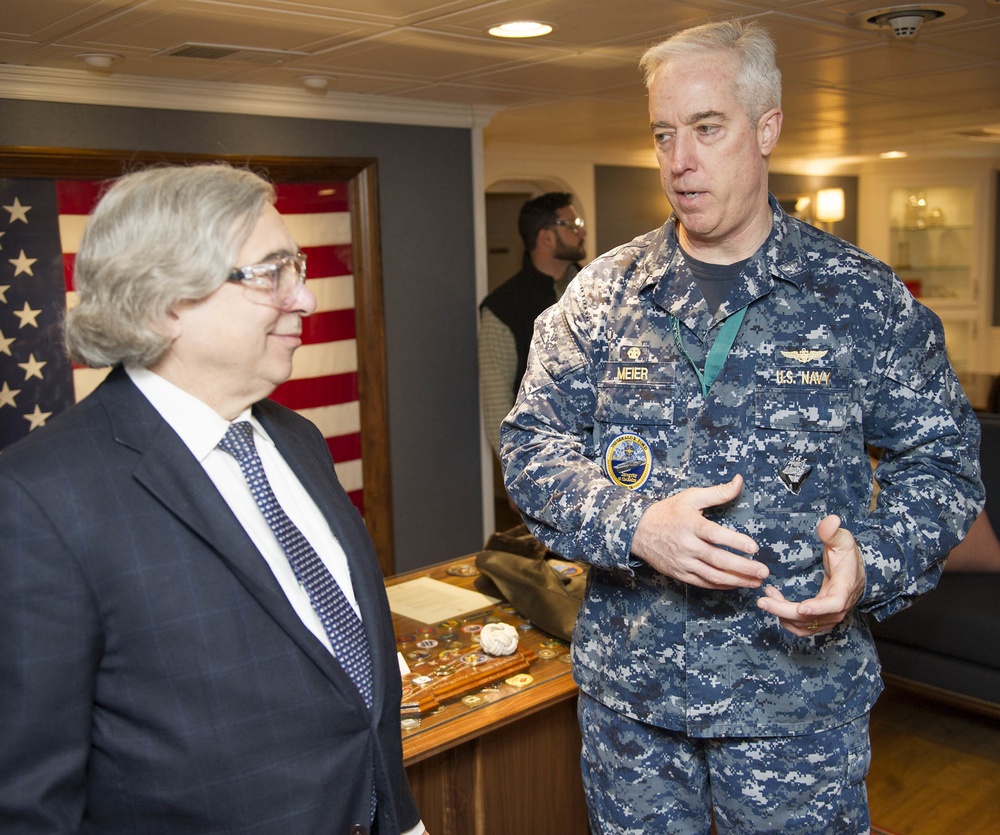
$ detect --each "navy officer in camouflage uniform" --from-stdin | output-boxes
[499,17,983,835]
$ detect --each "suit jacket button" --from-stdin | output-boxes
[348,826,369,835]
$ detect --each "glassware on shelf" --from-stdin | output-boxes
[904,192,927,228]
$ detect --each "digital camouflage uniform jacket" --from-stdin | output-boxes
[501,197,984,738]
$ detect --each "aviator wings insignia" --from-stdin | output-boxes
[780,349,828,363]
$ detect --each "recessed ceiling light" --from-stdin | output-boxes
[880,150,909,159]
[487,21,554,39]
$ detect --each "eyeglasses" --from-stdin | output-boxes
[228,252,307,309]
[551,217,586,234]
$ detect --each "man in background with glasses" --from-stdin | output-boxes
[479,191,588,458]
[0,164,426,835]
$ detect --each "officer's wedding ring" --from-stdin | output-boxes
[807,619,820,631]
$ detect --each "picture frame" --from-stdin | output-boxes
[0,146,395,574]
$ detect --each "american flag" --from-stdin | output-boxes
[0,177,366,513]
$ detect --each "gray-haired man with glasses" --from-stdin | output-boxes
[0,163,427,835]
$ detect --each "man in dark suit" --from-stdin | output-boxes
[0,164,426,835]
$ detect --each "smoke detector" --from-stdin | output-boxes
[847,4,967,39]
[882,11,938,37]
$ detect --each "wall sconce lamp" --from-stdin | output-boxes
[815,188,845,231]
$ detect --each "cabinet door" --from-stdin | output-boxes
[861,165,994,380]
[888,186,975,304]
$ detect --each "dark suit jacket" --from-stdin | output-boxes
[0,367,420,834]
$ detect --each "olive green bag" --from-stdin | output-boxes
[474,525,588,643]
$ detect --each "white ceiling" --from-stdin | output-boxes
[2,0,1000,170]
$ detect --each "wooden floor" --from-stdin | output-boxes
[867,684,1000,834]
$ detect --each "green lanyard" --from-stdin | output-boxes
[671,307,747,398]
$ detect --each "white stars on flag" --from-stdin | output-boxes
[0,380,19,408]
[13,302,41,328]
[23,403,52,429]
[9,250,37,276]
[4,197,31,224]
[18,354,47,380]
[0,179,75,447]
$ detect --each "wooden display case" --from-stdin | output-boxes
[389,555,590,835]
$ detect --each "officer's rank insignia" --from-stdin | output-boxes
[620,344,648,363]
[778,455,812,494]
[780,348,828,363]
[605,433,652,489]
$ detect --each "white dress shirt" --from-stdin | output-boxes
[126,366,360,652]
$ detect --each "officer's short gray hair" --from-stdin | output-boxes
[639,18,782,126]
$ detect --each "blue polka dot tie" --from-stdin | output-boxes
[219,421,374,710]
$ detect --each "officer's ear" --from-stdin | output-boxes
[758,108,782,156]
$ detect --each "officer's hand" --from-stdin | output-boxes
[757,514,866,636]
[630,475,764,589]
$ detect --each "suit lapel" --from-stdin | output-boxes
[256,403,391,716]
[98,370,365,697]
